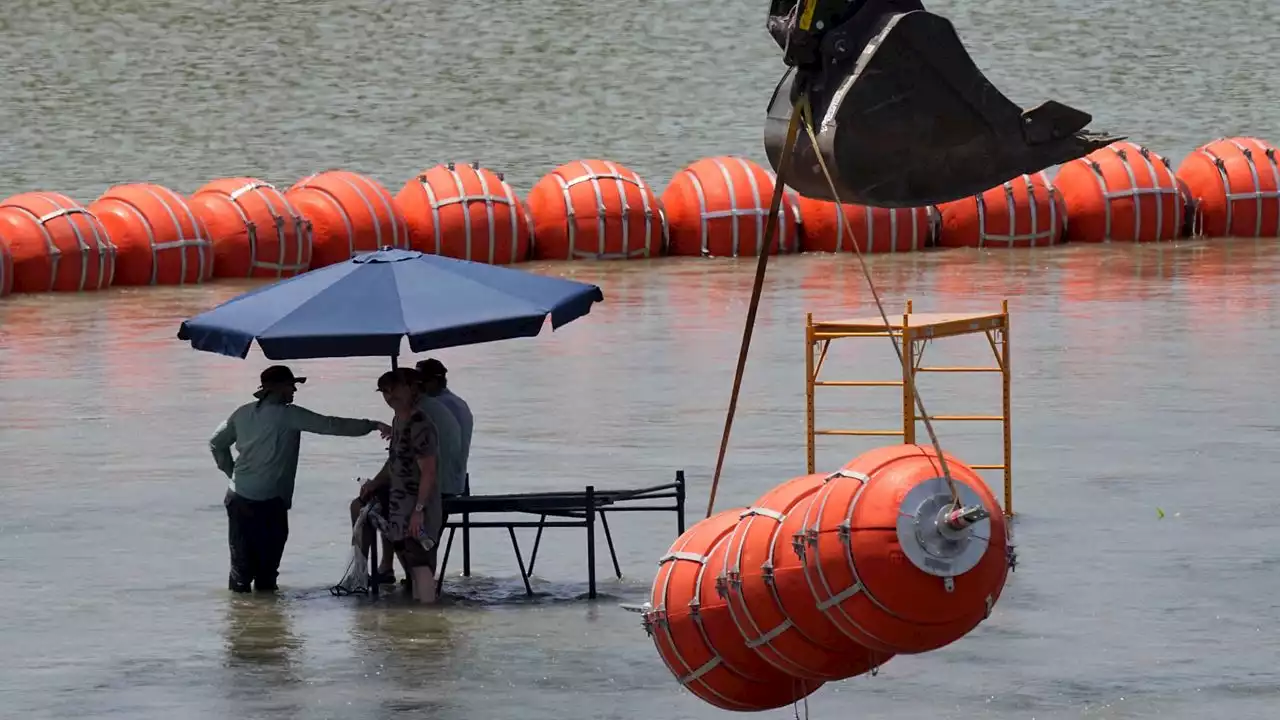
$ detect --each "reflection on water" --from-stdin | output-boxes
[4,243,1280,719]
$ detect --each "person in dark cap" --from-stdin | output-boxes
[210,365,390,593]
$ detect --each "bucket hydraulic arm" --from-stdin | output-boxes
[763,0,1123,207]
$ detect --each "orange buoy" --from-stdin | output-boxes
[645,509,821,711]
[663,156,799,257]
[395,162,532,264]
[1054,141,1183,243]
[1175,137,1280,238]
[795,197,934,253]
[937,172,1064,249]
[720,474,888,681]
[526,159,664,260]
[88,184,211,286]
[189,178,312,279]
[794,445,1010,655]
[286,170,409,269]
[0,192,117,292]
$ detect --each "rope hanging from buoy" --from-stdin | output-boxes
[704,95,961,519]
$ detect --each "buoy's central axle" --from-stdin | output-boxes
[942,505,989,532]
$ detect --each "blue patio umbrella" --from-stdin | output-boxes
[177,247,604,361]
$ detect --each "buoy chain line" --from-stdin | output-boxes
[703,96,962,522]
[796,95,962,508]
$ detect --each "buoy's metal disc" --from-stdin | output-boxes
[895,476,991,578]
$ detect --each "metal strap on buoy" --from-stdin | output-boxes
[296,171,407,258]
[418,162,525,262]
[973,172,1059,248]
[224,180,311,277]
[1083,142,1180,242]
[1197,139,1280,238]
[113,185,211,285]
[795,469,892,649]
[682,157,794,257]
[0,194,117,291]
[550,160,660,260]
[835,204,923,253]
[719,515,811,678]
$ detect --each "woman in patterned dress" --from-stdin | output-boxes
[371,368,443,603]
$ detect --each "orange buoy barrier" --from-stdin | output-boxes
[720,474,888,680]
[937,172,1064,249]
[526,159,664,260]
[645,508,822,712]
[794,445,1010,654]
[88,184,211,286]
[189,178,312,279]
[1175,137,1280,238]
[0,192,117,292]
[285,170,409,269]
[395,162,532,264]
[1054,141,1184,243]
[795,198,934,253]
[664,156,799,257]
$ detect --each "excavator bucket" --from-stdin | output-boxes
[763,0,1122,208]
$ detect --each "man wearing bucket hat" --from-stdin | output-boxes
[210,364,390,593]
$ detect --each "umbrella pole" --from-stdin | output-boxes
[370,354,397,599]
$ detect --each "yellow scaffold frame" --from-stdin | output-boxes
[804,299,1014,517]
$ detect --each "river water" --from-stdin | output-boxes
[1,1,1279,719]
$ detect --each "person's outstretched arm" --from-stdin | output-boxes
[284,405,386,437]
[209,416,237,478]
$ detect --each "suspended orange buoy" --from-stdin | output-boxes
[89,184,212,286]
[645,509,822,712]
[395,162,532,264]
[937,172,1064,249]
[795,445,1010,655]
[286,170,409,268]
[1054,141,1183,243]
[526,159,664,260]
[664,156,799,257]
[1175,137,1280,238]
[189,178,312,279]
[795,197,934,253]
[0,191,117,292]
[720,474,888,680]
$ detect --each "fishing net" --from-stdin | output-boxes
[329,499,388,597]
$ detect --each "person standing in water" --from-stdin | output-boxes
[210,365,389,593]
[357,368,443,603]
[352,363,462,588]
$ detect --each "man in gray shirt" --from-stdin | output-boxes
[210,365,388,593]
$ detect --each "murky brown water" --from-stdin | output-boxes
[3,0,1280,718]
